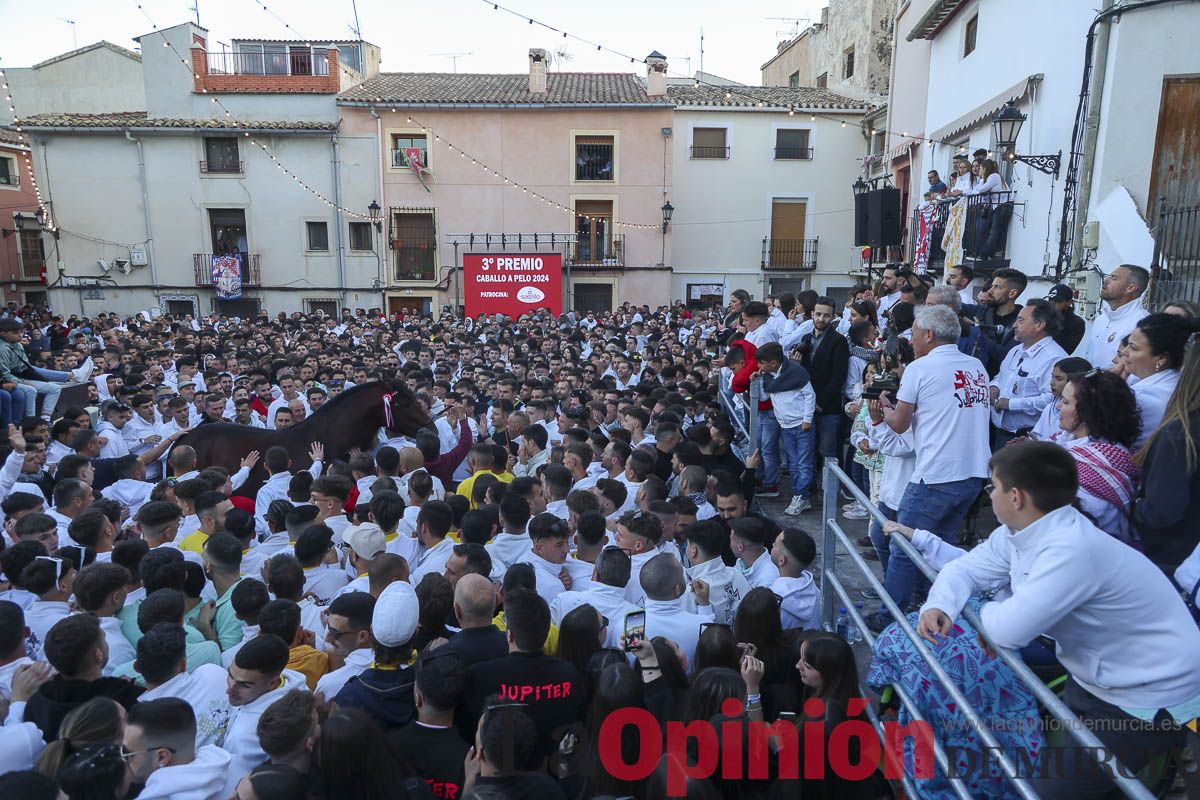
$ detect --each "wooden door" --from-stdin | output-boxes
[1149,77,1200,210]
[770,201,808,267]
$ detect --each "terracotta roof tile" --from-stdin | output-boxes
[339,72,672,106]
[666,84,869,111]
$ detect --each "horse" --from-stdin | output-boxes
[177,379,433,498]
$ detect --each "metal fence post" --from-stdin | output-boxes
[748,377,761,454]
[820,457,839,630]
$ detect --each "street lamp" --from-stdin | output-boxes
[661,201,674,233]
[991,101,1061,177]
[852,178,868,195]
[368,199,382,232]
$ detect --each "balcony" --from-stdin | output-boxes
[909,190,1021,274]
[200,160,244,175]
[774,146,814,160]
[761,238,818,270]
[569,235,625,268]
[393,245,436,282]
[191,46,339,94]
[690,146,730,159]
[193,253,262,287]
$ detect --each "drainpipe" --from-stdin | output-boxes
[331,132,347,307]
[370,107,386,310]
[124,130,159,295]
[1071,0,1115,272]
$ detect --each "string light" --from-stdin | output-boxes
[481,0,966,148]
[0,63,57,232]
[122,1,373,218]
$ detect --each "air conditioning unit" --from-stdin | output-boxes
[129,248,147,266]
[114,259,131,275]
[97,259,112,273]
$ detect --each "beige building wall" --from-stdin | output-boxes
[339,105,673,311]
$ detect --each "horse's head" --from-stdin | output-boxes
[379,377,434,437]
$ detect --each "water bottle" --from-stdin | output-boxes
[849,603,864,644]
[835,607,849,640]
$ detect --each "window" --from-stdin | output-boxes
[871,130,886,155]
[788,71,800,89]
[392,212,436,281]
[0,156,16,187]
[306,299,339,316]
[816,72,828,89]
[575,200,615,264]
[349,222,373,251]
[575,135,614,181]
[775,129,812,159]
[844,47,855,80]
[202,137,241,173]
[18,229,45,279]
[306,221,330,252]
[391,135,429,169]
[964,15,978,57]
[691,127,729,159]
[339,44,362,73]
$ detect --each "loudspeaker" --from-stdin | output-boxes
[853,193,869,247]
[866,188,901,248]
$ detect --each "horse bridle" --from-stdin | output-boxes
[382,391,441,432]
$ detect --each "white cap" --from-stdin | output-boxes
[372,580,419,647]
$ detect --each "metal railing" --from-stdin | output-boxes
[574,143,614,181]
[193,253,262,287]
[774,146,814,160]
[690,145,730,159]
[391,149,428,169]
[1148,198,1200,309]
[199,160,243,174]
[910,191,1022,271]
[818,457,1156,800]
[717,369,757,463]
[203,47,330,76]
[0,172,18,187]
[568,235,625,268]
[392,246,436,282]
[761,237,818,270]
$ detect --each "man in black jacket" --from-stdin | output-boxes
[796,298,849,482]
[1046,284,1086,355]
[440,573,509,667]
[24,614,143,741]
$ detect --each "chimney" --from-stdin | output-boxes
[646,51,668,98]
[529,48,548,94]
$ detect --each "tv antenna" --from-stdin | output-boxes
[59,18,78,50]
[430,52,473,73]
[766,16,810,39]
[552,46,574,70]
[349,0,362,39]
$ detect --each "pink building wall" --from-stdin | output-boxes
[339,105,674,311]
[0,141,44,305]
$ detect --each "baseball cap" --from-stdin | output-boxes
[372,580,419,647]
[1046,284,1074,303]
[342,523,387,560]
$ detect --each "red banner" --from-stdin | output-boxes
[462,253,563,318]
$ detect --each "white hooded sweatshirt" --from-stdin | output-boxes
[135,744,232,800]
[221,669,307,796]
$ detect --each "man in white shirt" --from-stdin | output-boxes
[945,264,977,309]
[135,625,232,748]
[255,445,324,536]
[919,441,1200,799]
[73,563,134,675]
[266,374,310,429]
[550,547,639,649]
[614,507,665,606]
[408,502,457,585]
[872,304,990,630]
[740,301,778,348]
[315,591,376,702]
[122,697,231,800]
[729,517,780,589]
[681,519,749,625]
[516,513,571,606]
[1085,264,1150,369]
[755,342,816,515]
[639,553,714,671]
[221,636,308,797]
[875,265,903,332]
[989,299,1067,448]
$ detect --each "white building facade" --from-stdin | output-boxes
[13,23,382,318]
[667,85,870,305]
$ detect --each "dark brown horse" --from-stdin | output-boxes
[178,379,432,497]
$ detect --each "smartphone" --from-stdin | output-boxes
[623,611,646,652]
[778,711,798,723]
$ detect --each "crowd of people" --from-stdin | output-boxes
[0,263,1194,800]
